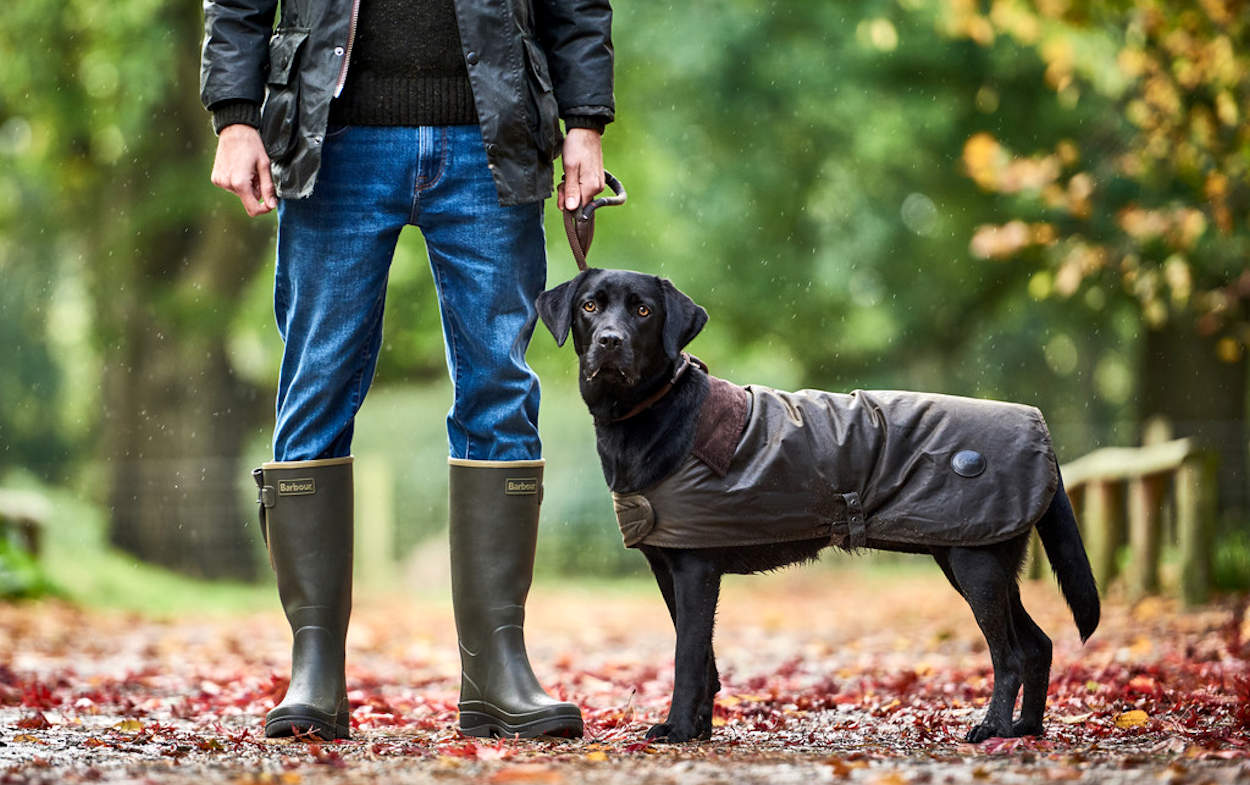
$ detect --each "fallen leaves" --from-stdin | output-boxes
[17,710,52,729]
[1114,710,1150,729]
[0,579,1247,785]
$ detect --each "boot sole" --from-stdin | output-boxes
[459,704,583,739]
[266,707,351,741]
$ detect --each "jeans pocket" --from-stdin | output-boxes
[260,28,310,162]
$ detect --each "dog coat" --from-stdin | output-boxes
[612,375,1058,551]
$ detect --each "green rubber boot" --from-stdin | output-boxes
[449,459,583,738]
[254,457,354,740]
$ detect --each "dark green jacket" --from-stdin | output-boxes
[613,377,1059,552]
[200,0,614,203]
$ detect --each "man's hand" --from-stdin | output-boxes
[210,124,277,217]
[558,128,604,212]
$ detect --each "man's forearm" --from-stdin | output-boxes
[200,0,280,113]
[533,0,615,127]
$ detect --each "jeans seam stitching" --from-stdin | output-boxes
[426,126,450,191]
[350,287,388,415]
[432,257,467,458]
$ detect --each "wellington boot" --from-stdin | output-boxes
[449,459,583,738]
[254,457,354,740]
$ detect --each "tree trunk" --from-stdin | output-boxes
[104,319,265,579]
[94,0,272,579]
[1140,319,1249,530]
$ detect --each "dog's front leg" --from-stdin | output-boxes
[643,546,722,713]
[647,548,721,743]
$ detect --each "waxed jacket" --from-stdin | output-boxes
[200,0,614,204]
[613,376,1059,552]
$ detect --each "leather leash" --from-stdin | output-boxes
[561,171,627,270]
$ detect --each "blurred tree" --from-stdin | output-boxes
[0,0,269,578]
[595,0,1117,414]
[0,249,70,477]
[946,0,1249,515]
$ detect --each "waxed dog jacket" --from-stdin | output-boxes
[612,375,1058,551]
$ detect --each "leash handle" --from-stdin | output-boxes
[563,171,627,271]
[577,171,627,221]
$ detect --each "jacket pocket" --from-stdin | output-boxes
[260,28,310,162]
[521,37,561,162]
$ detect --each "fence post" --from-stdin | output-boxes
[1126,474,1165,598]
[1083,480,1124,593]
[1176,452,1216,607]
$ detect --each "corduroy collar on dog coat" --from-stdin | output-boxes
[612,374,1058,551]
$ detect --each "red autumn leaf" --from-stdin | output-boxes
[16,711,52,730]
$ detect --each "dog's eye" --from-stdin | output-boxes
[636,305,651,317]
[582,300,597,313]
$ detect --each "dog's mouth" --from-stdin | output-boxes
[581,354,640,387]
[585,365,638,385]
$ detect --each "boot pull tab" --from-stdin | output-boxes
[253,467,276,547]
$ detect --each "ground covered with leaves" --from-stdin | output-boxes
[2,565,1248,784]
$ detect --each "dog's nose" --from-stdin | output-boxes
[597,331,623,351]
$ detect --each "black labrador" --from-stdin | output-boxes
[536,268,1100,744]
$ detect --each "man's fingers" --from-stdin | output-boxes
[226,172,263,216]
[580,170,604,209]
[258,156,277,211]
[237,185,266,217]
[564,161,581,211]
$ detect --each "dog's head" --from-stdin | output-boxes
[536,268,708,398]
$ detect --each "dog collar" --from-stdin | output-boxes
[609,352,707,423]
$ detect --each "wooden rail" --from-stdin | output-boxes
[1029,437,1218,606]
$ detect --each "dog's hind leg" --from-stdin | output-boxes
[646,548,721,742]
[945,546,1024,743]
[1008,586,1052,737]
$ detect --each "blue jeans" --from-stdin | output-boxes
[272,125,546,462]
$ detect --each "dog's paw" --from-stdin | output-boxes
[964,722,1008,744]
[645,721,705,743]
[1010,720,1044,738]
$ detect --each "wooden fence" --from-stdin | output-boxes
[1029,437,1218,606]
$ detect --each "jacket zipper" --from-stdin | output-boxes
[333,0,361,97]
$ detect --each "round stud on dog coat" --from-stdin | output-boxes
[951,449,987,478]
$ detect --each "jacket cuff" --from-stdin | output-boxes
[564,115,606,135]
[211,100,262,135]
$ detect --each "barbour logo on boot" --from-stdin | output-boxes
[505,477,538,496]
[278,478,316,496]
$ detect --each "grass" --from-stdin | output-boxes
[22,478,274,616]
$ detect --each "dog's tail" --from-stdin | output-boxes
[1036,471,1100,642]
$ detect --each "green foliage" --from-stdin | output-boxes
[1212,527,1250,593]
[948,0,1250,356]
[1,0,1245,582]
[0,538,57,600]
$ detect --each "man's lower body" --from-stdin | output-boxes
[252,124,581,739]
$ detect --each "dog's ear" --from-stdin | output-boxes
[535,272,588,347]
[659,278,708,359]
